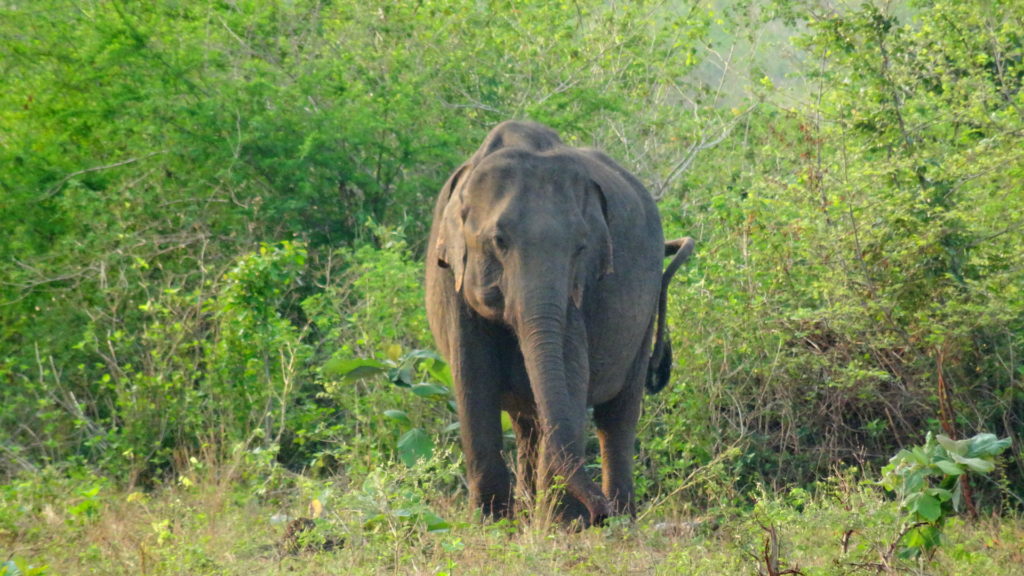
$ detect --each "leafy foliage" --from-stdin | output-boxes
[0,0,1021,532]
[882,433,1012,558]
[323,347,455,468]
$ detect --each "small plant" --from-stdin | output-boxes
[341,450,461,537]
[880,432,1011,561]
[323,348,456,467]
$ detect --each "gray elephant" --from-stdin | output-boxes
[425,121,693,526]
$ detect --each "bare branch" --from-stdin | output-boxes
[652,104,757,200]
[41,150,166,200]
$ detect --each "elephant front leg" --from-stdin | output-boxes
[451,328,514,518]
[457,386,512,518]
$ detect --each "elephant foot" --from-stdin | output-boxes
[482,498,514,520]
[552,493,611,528]
[587,498,612,527]
[475,484,514,520]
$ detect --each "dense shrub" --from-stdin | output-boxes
[1,0,1020,510]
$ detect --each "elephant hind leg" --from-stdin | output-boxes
[593,356,646,517]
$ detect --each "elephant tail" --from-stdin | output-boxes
[646,237,695,395]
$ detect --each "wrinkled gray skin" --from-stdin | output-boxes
[425,121,693,526]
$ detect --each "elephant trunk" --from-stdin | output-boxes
[514,287,610,525]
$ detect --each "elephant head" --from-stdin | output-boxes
[436,149,614,325]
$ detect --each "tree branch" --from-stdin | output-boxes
[652,105,756,200]
[41,150,165,200]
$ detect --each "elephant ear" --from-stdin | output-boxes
[572,179,614,308]
[590,179,614,278]
[435,164,470,292]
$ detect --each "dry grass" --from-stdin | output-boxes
[2,466,1023,576]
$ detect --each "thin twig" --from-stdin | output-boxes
[652,105,757,200]
[41,150,165,199]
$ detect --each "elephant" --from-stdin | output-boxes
[425,120,694,526]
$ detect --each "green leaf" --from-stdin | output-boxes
[948,453,995,474]
[442,421,461,433]
[422,511,450,532]
[901,524,941,556]
[901,468,928,495]
[397,428,434,466]
[425,360,453,387]
[393,508,416,519]
[934,459,964,476]
[389,364,416,387]
[384,410,411,426]
[323,358,388,382]
[936,435,970,457]
[952,477,964,512]
[410,383,450,400]
[403,349,444,362]
[964,433,1012,458]
[911,493,942,522]
[908,446,932,465]
[362,512,387,528]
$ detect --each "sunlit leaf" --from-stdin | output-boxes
[948,453,995,474]
[912,493,941,522]
[384,409,411,426]
[936,435,970,457]
[964,434,1012,458]
[397,428,434,466]
[323,358,388,382]
[934,459,964,476]
[410,383,450,399]
[422,511,450,532]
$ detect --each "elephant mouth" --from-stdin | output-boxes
[471,284,506,320]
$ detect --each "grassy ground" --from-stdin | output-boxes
[2,463,1022,576]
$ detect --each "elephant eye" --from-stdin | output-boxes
[574,242,586,256]
[492,233,508,253]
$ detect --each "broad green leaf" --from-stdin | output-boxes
[404,349,445,362]
[936,435,970,457]
[965,434,1012,458]
[410,383,450,399]
[421,511,450,532]
[384,409,411,426]
[389,364,416,387]
[322,358,389,382]
[934,459,964,476]
[902,468,928,494]
[421,512,450,532]
[397,428,434,466]
[442,421,461,433]
[392,508,416,519]
[952,478,964,512]
[363,512,387,527]
[425,360,454,387]
[948,453,995,474]
[907,446,932,465]
[912,493,942,522]
[901,524,941,555]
